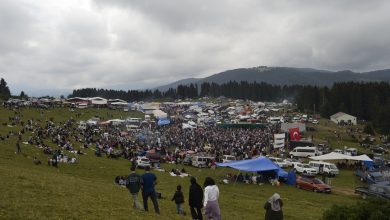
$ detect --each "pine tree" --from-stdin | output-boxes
[0,78,11,100]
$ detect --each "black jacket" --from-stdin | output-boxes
[126,173,141,194]
[172,191,184,204]
[264,200,283,220]
[189,183,203,208]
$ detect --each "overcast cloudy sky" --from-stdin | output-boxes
[1,0,390,95]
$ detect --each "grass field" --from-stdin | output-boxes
[0,107,364,220]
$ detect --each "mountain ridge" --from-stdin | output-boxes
[154,66,390,91]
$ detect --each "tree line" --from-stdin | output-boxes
[295,82,390,134]
[69,81,302,102]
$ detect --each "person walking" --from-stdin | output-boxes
[171,185,185,215]
[141,166,160,214]
[16,141,21,154]
[189,177,203,220]
[203,177,221,220]
[126,166,142,210]
[264,193,283,220]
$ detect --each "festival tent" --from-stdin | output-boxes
[309,152,353,161]
[310,152,374,168]
[351,154,374,168]
[217,157,287,179]
[217,157,280,172]
[286,169,297,186]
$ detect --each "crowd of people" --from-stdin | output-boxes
[2,105,287,219]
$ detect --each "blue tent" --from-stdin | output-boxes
[217,157,280,172]
[278,167,288,179]
[286,169,297,185]
[157,118,170,126]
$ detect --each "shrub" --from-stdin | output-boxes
[322,199,390,220]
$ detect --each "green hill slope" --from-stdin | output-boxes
[0,107,359,220]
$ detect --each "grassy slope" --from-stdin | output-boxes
[0,107,360,220]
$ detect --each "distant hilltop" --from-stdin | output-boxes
[154,66,390,91]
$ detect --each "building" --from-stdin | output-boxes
[330,112,357,125]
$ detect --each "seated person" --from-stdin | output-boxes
[33,157,41,165]
[114,176,121,185]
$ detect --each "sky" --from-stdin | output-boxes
[1,0,390,96]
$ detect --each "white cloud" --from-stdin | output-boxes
[0,0,390,95]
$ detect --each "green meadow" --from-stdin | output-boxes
[0,107,363,219]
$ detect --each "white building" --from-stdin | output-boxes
[330,112,357,125]
[89,97,107,106]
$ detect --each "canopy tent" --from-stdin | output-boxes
[217,157,280,172]
[309,152,353,161]
[277,166,288,179]
[286,169,297,186]
[352,154,374,168]
[310,152,374,168]
[217,157,287,179]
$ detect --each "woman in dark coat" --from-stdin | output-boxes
[189,177,203,220]
[264,193,283,220]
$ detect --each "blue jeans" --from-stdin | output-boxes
[176,203,184,214]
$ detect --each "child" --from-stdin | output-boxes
[171,185,185,215]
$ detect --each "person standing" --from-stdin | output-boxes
[141,166,160,214]
[189,177,203,220]
[171,185,185,215]
[16,141,21,154]
[264,193,283,220]
[126,166,142,210]
[203,177,221,220]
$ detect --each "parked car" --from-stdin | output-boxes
[192,156,214,168]
[308,161,339,176]
[269,157,288,168]
[333,149,344,154]
[355,184,390,200]
[355,170,389,184]
[283,158,301,167]
[182,156,192,166]
[294,163,318,175]
[296,176,331,193]
[136,156,151,168]
[222,155,236,163]
[289,146,321,158]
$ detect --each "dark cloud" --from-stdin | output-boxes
[0,0,390,95]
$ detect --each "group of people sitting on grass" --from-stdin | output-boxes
[220,171,279,185]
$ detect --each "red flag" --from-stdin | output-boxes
[289,128,301,141]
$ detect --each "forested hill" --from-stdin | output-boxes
[154,66,390,91]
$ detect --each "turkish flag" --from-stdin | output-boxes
[289,128,301,141]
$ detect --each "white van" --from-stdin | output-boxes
[192,156,214,168]
[222,155,236,163]
[289,147,321,158]
[308,161,339,176]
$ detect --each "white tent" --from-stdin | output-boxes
[310,152,373,162]
[352,154,373,162]
[310,152,353,161]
